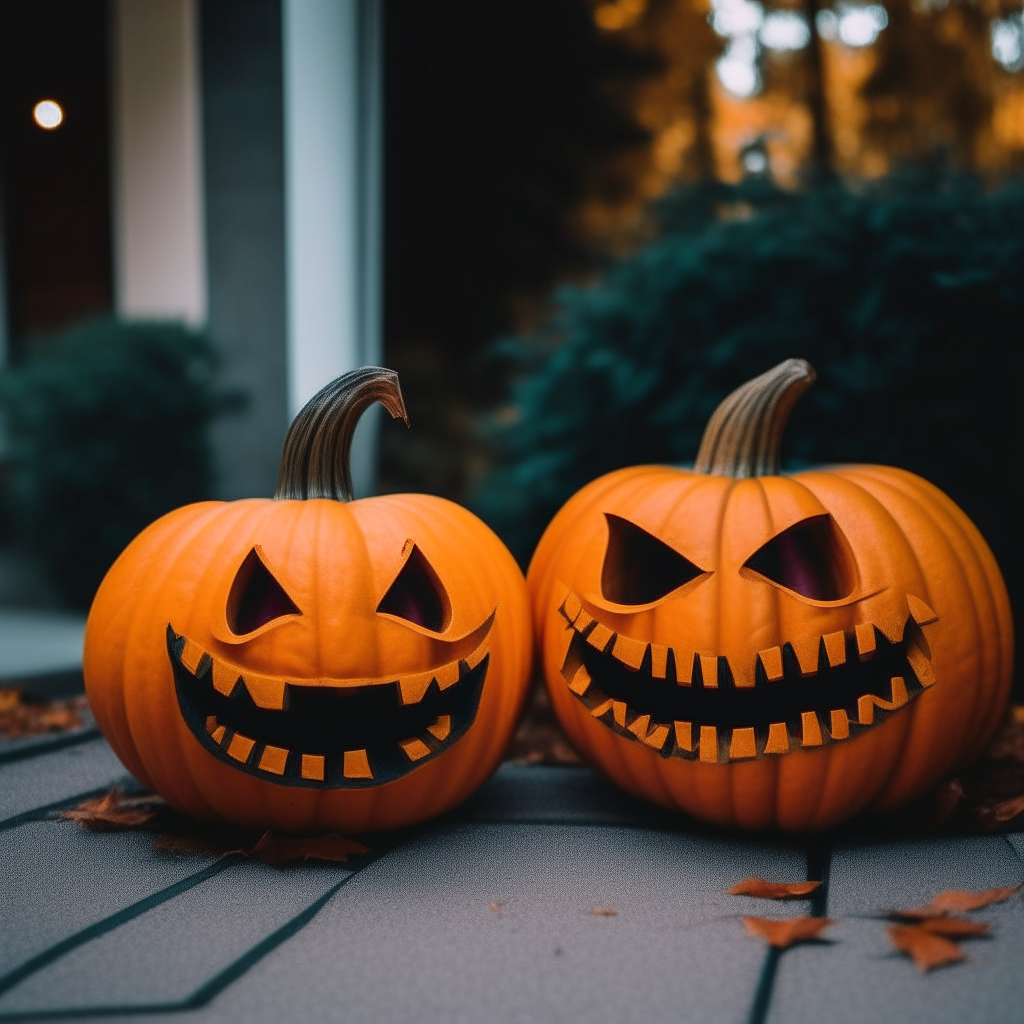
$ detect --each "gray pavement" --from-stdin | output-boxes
[0,609,86,696]
[0,736,1022,1024]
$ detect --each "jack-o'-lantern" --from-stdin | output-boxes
[528,359,1012,831]
[85,369,533,833]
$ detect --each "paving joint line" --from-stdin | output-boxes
[0,731,102,766]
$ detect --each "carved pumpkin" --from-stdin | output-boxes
[528,360,1012,831]
[85,369,532,833]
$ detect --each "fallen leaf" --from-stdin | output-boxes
[591,907,617,917]
[742,916,833,949]
[729,878,821,899]
[245,830,368,866]
[63,790,158,831]
[920,918,990,938]
[887,924,966,971]
[896,885,1022,919]
[0,693,87,738]
[489,901,504,916]
[976,794,1024,830]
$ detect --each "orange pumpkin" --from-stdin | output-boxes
[85,369,533,833]
[528,359,1013,831]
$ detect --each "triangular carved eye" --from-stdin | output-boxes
[377,544,451,633]
[227,548,301,635]
[601,514,706,605]
[744,514,855,601]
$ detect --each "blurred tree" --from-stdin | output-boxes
[0,320,241,607]
[476,170,1023,672]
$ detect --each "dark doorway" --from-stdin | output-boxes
[0,0,113,356]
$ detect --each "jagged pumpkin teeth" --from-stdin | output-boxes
[699,654,718,688]
[205,715,218,735]
[465,644,489,673]
[590,698,615,719]
[398,672,434,706]
[674,721,693,751]
[587,622,614,651]
[211,660,240,697]
[241,672,287,710]
[227,732,256,762]
[801,711,823,747]
[730,727,757,759]
[890,677,909,707]
[907,646,935,686]
[399,738,431,762]
[179,638,206,675]
[699,725,718,763]
[343,749,373,779]
[613,634,647,670]
[823,631,846,668]
[562,592,582,623]
[675,650,694,685]
[857,694,875,726]
[434,660,460,690]
[758,647,784,682]
[210,724,227,745]
[855,622,877,660]
[568,666,592,696]
[830,709,850,740]
[907,595,939,626]
[650,644,669,679]
[764,722,789,755]
[258,744,289,775]
[642,724,670,750]
[575,610,594,633]
[610,700,627,727]
[300,754,325,781]
[627,713,652,738]
[426,715,451,741]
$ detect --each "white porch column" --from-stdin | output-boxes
[110,0,206,325]
[282,0,384,497]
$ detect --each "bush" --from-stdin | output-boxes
[0,319,241,608]
[476,169,1022,649]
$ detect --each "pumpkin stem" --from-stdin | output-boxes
[274,367,410,501]
[693,358,816,478]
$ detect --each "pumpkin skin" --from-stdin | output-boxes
[85,370,532,833]
[528,361,1013,831]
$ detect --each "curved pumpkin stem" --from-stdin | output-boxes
[694,358,815,478]
[274,367,410,502]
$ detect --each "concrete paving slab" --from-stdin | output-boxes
[768,835,1024,1024]
[0,737,130,824]
[107,822,808,1024]
[0,862,347,1015]
[0,820,219,975]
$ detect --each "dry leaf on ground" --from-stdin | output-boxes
[62,790,159,831]
[0,691,86,738]
[897,885,1022,919]
[729,878,821,899]
[887,924,966,971]
[742,916,833,949]
[245,830,368,865]
[919,918,990,938]
[489,901,504,916]
[975,795,1024,830]
[591,907,617,917]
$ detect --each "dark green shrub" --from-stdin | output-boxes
[0,319,242,608]
[476,169,1022,654]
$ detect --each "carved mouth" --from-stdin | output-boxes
[558,592,936,764]
[168,617,492,788]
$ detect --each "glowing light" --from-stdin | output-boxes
[716,36,762,97]
[991,14,1024,72]
[839,4,888,47]
[711,0,764,38]
[760,10,810,50]
[33,99,64,130]
[742,148,769,174]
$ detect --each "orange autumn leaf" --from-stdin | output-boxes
[63,790,159,831]
[591,907,618,917]
[729,878,821,899]
[0,692,86,739]
[927,887,1020,913]
[920,918,990,938]
[742,916,833,948]
[246,831,368,866]
[887,924,965,972]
